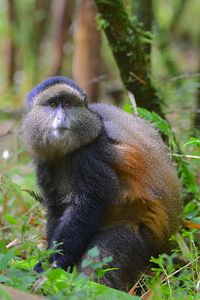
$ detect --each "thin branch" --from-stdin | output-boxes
[160,256,200,284]
[172,154,200,160]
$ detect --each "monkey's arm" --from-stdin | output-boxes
[44,153,118,271]
[46,195,108,269]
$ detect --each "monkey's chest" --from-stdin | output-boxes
[37,164,74,207]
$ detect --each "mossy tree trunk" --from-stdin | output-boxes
[94,0,199,199]
[94,0,163,115]
[136,0,152,54]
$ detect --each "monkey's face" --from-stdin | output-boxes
[23,81,102,159]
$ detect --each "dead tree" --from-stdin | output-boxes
[50,0,73,76]
[73,0,102,102]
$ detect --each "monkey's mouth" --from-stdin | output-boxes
[52,128,69,139]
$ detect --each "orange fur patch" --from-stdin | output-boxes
[115,143,147,175]
[102,200,168,241]
[104,143,169,242]
[114,143,150,200]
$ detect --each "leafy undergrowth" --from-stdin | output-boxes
[0,110,200,300]
[0,176,138,300]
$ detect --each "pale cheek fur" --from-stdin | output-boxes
[52,118,61,138]
[52,117,59,130]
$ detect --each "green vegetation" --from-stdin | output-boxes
[0,0,199,299]
[0,109,199,299]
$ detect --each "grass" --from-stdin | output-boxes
[0,111,199,299]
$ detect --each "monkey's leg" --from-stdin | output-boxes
[79,224,165,292]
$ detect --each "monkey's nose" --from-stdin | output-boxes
[57,119,71,130]
[53,115,71,130]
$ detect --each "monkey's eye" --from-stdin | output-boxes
[64,101,71,108]
[49,101,58,108]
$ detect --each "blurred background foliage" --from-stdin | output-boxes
[0,0,199,189]
[0,1,199,298]
[0,0,199,115]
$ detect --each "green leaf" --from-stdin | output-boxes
[191,217,200,224]
[87,246,100,258]
[0,275,11,283]
[137,107,171,136]
[0,240,7,253]
[0,249,15,271]
[22,189,43,203]
[6,269,36,289]
[184,137,200,147]
[102,256,113,263]
[81,257,93,268]
[46,268,66,281]
[4,214,18,225]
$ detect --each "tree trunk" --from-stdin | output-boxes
[6,0,16,86]
[73,0,102,102]
[30,0,50,84]
[154,0,187,77]
[194,89,200,128]
[194,68,200,130]
[94,0,198,200]
[50,0,73,76]
[94,0,163,114]
[136,0,152,54]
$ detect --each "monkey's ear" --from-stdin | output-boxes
[24,92,35,112]
[25,84,41,111]
[24,96,33,112]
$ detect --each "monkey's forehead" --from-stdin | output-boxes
[27,76,87,104]
[31,84,87,105]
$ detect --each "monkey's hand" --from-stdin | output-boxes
[33,248,68,273]
[34,261,44,273]
[46,198,107,271]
